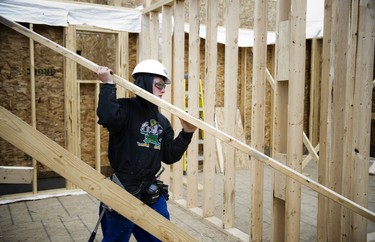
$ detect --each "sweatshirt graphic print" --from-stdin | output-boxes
[138,119,163,150]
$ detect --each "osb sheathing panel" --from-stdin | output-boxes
[0,23,33,169]
[77,31,116,169]
[77,31,137,173]
[0,25,138,178]
[0,24,65,177]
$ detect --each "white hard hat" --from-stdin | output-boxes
[132,59,171,84]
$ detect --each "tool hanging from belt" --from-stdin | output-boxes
[88,166,166,242]
[88,173,124,242]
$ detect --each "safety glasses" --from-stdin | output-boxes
[154,81,166,90]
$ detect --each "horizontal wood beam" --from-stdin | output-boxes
[1,16,374,222]
[0,106,197,242]
[143,0,174,14]
[0,166,33,184]
[77,80,101,84]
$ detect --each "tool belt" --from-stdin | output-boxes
[111,173,169,205]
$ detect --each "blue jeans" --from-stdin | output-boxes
[100,195,170,242]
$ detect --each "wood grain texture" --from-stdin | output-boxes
[0,106,197,242]
[1,16,373,223]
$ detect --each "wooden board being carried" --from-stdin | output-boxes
[0,106,197,242]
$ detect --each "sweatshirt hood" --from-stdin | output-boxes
[134,74,154,94]
[134,74,158,114]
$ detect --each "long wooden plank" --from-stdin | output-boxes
[341,1,358,240]
[0,106,197,241]
[251,0,267,239]
[64,24,79,190]
[286,1,306,240]
[1,16,373,222]
[223,0,239,229]
[149,11,159,59]
[187,0,200,209]
[160,4,173,184]
[171,0,185,200]
[29,23,38,193]
[328,1,350,240]
[116,31,129,98]
[317,0,332,240]
[203,0,218,218]
[138,12,149,61]
[94,83,101,172]
[349,0,375,239]
[272,0,290,239]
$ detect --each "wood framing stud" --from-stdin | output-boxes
[1,15,374,224]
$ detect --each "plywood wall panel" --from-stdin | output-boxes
[0,24,65,177]
[0,23,32,167]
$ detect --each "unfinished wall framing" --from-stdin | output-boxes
[1,0,375,241]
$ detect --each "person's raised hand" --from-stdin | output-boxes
[97,66,114,84]
[179,114,198,133]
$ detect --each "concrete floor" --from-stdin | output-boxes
[0,164,374,242]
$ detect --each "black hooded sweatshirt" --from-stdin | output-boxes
[97,75,193,191]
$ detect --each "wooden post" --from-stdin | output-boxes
[203,0,218,218]
[95,83,101,173]
[149,11,159,59]
[138,4,150,61]
[111,0,128,98]
[223,0,239,229]
[64,25,79,189]
[327,1,350,240]
[272,0,290,240]
[240,48,248,129]
[171,0,185,200]
[250,0,267,240]
[347,0,375,240]
[342,1,358,239]
[160,4,173,184]
[285,1,306,241]
[317,0,332,240]
[116,31,129,98]
[187,0,200,209]
[29,23,38,194]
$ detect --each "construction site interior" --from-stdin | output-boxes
[0,0,375,241]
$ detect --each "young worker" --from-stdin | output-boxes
[96,59,197,241]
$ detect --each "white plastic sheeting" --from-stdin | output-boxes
[184,24,277,48]
[184,0,324,47]
[1,0,324,46]
[0,0,142,32]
